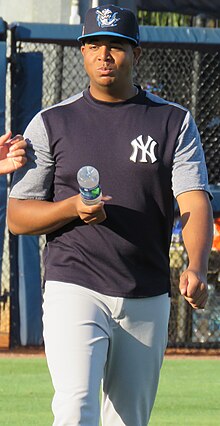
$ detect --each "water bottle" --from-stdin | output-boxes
[77,166,102,205]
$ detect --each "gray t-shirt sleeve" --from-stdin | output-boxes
[172,111,212,198]
[9,112,55,200]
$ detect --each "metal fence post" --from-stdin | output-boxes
[0,18,10,349]
[8,24,21,347]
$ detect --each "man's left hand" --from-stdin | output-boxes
[179,269,208,309]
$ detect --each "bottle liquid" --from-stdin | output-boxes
[77,166,102,205]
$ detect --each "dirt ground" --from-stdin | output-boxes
[165,347,220,359]
[0,346,219,359]
[0,346,46,358]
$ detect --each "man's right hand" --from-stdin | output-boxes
[75,194,112,225]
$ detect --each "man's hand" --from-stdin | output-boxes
[179,269,208,309]
[75,194,112,225]
[0,132,27,175]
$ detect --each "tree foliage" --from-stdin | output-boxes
[137,11,219,27]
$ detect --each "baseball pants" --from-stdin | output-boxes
[43,281,170,426]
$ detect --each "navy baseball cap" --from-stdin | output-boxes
[78,4,140,46]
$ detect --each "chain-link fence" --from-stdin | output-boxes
[2,24,220,348]
[15,41,220,186]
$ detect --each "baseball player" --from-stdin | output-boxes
[7,4,213,426]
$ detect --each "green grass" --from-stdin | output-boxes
[0,357,219,425]
[0,358,53,425]
[149,359,220,425]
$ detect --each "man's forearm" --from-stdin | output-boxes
[7,194,110,236]
[177,191,213,276]
[7,197,79,235]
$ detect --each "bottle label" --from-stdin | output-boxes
[79,184,102,202]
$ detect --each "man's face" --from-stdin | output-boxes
[81,36,141,91]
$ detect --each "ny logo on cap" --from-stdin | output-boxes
[96,8,120,28]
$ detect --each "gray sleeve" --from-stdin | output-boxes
[172,111,212,199]
[9,112,55,200]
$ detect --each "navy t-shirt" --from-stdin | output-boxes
[10,88,211,297]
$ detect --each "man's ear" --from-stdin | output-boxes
[133,46,142,64]
[81,45,85,56]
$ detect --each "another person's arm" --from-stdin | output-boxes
[177,190,213,309]
[0,132,27,174]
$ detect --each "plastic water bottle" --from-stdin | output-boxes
[77,166,102,205]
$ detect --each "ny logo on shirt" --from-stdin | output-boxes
[130,135,158,163]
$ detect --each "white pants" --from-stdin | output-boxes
[43,281,170,426]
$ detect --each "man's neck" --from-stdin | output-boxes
[89,84,138,103]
